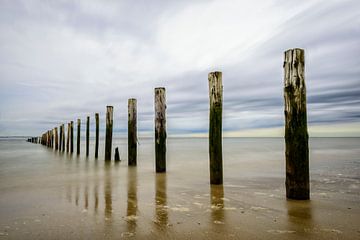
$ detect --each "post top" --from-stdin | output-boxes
[155,87,165,90]
[128,98,137,101]
[284,48,304,54]
[106,105,114,108]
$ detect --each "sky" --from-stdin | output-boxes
[0,0,359,137]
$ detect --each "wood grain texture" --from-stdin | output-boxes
[284,48,309,200]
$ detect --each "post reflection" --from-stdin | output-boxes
[286,200,314,235]
[210,184,225,224]
[104,163,112,220]
[126,167,138,233]
[155,173,168,228]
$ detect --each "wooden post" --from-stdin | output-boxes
[59,125,63,151]
[105,106,113,161]
[154,88,166,172]
[70,121,74,153]
[77,119,81,155]
[114,147,120,162]
[54,127,59,150]
[51,129,54,149]
[66,123,70,153]
[284,48,309,200]
[86,116,90,157]
[62,124,65,151]
[95,113,99,158]
[128,98,137,166]
[208,71,223,185]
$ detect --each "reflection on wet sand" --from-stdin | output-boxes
[126,167,138,233]
[286,200,314,235]
[211,184,225,224]
[104,163,112,220]
[155,173,168,229]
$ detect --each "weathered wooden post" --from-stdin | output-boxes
[154,88,166,172]
[77,119,81,155]
[59,125,63,151]
[283,48,309,200]
[95,113,99,158]
[114,147,120,162]
[105,106,113,161]
[208,71,223,185]
[70,121,74,153]
[66,123,70,152]
[51,129,54,149]
[62,124,65,151]
[54,127,59,150]
[128,98,137,166]
[86,116,90,157]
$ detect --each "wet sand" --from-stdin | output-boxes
[0,138,359,239]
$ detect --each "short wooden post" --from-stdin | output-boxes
[70,121,74,153]
[128,98,137,166]
[86,116,90,157]
[208,71,223,185]
[284,48,309,200]
[54,127,59,150]
[59,125,63,151]
[114,147,120,162]
[154,88,166,172]
[77,119,81,155]
[66,123,70,153]
[105,106,113,161]
[95,113,99,158]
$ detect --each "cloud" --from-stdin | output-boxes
[0,0,359,136]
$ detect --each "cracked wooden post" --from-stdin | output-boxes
[284,48,309,200]
[70,121,74,154]
[95,113,99,158]
[208,71,223,185]
[128,98,137,166]
[77,119,81,155]
[62,124,65,152]
[105,106,113,161]
[86,116,90,157]
[66,123,70,153]
[155,88,166,172]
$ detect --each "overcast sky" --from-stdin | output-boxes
[0,0,359,137]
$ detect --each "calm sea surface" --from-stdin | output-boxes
[0,138,359,239]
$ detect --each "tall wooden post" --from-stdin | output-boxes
[105,106,113,161]
[54,127,59,150]
[70,121,74,153]
[66,123,70,153]
[95,113,99,158]
[51,129,54,149]
[62,124,65,151]
[59,125,62,151]
[154,88,166,172]
[208,71,223,185]
[86,116,90,157]
[128,98,137,166]
[77,119,81,155]
[284,48,309,200]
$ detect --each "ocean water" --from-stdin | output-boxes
[0,137,359,239]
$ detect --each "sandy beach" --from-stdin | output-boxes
[0,137,359,239]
